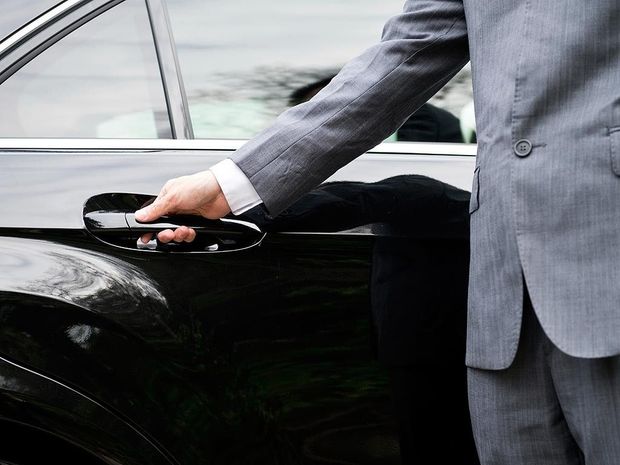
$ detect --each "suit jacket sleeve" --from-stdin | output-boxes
[230,0,469,216]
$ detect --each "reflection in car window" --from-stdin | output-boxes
[166,0,474,143]
[0,0,172,139]
[0,0,62,43]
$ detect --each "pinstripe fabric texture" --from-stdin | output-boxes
[230,0,620,370]
[468,290,620,464]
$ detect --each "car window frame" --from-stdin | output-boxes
[0,0,67,44]
[0,0,477,163]
[0,0,191,139]
[145,0,193,139]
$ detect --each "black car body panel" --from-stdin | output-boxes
[0,1,477,463]
[0,147,473,463]
[0,351,172,465]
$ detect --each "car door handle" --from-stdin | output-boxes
[84,210,265,253]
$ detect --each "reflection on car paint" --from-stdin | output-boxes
[0,173,478,464]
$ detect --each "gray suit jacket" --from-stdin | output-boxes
[231,0,620,369]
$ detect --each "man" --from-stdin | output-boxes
[136,0,620,463]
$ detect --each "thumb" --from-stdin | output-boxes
[135,196,169,222]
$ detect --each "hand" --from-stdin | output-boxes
[135,170,231,244]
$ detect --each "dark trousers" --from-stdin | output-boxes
[468,286,620,465]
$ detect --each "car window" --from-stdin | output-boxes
[0,0,62,43]
[166,0,475,143]
[0,0,172,139]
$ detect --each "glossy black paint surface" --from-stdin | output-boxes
[0,347,171,465]
[0,149,475,464]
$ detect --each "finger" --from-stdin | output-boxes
[136,196,169,222]
[140,233,153,244]
[157,229,175,243]
[173,226,190,243]
[184,228,197,243]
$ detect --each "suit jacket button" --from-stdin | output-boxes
[514,139,532,157]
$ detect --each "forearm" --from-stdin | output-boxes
[231,0,469,216]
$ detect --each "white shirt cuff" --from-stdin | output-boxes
[209,158,263,215]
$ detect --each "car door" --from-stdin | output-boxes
[0,1,476,464]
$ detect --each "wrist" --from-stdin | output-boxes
[209,159,262,215]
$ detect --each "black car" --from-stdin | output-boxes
[0,1,478,464]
